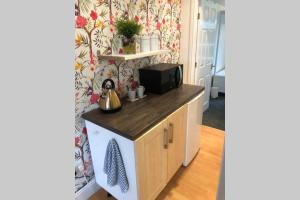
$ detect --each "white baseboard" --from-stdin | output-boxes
[75,178,101,200]
[203,102,209,112]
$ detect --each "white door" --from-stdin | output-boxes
[195,29,215,111]
[215,11,225,72]
[195,29,216,111]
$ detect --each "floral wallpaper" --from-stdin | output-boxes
[74,0,182,192]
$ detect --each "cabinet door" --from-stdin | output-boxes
[135,121,168,200]
[166,106,187,181]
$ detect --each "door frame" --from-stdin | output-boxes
[179,0,199,84]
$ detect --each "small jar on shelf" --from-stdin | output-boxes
[140,35,151,52]
[150,34,160,51]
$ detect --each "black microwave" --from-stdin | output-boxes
[139,63,183,94]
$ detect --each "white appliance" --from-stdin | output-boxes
[183,91,204,166]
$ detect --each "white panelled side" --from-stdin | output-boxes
[184,91,204,166]
[85,121,139,200]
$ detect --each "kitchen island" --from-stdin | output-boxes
[82,84,204,200]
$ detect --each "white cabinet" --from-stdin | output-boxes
[85,98,202,200]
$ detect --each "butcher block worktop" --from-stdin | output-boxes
[82,84,204,140]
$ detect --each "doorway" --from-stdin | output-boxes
[179,0,225,129]
[194,0,224,111]
[193,1,225,130]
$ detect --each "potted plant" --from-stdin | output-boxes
[127,78,139,101]
[116,18,142,54]
[130,80,139,91]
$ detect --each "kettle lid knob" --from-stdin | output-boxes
[102,79,115,89]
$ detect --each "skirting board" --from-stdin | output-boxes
[75,178,101,200]
[203,101,209,112]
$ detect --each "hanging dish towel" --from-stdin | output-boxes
[103,138,129,193]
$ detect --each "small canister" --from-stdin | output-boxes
[150,34,160,51]
[140,35,150,52]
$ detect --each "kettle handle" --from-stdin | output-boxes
[102,79,115,89]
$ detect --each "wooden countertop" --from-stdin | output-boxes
[82,84,204,141]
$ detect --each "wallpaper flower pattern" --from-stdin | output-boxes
[75,0,182,192]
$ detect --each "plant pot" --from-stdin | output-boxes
[128,90,137,100]
[122,37,137,54]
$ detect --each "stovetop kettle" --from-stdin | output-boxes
[99,79,122,112]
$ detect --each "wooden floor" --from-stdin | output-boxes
[89,125,225,200]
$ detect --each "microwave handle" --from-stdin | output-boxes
[175,66,183,87]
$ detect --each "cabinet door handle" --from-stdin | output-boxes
[163,128,168,149]
[169,123,174,143]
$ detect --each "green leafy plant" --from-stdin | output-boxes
[115,19,142,39]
